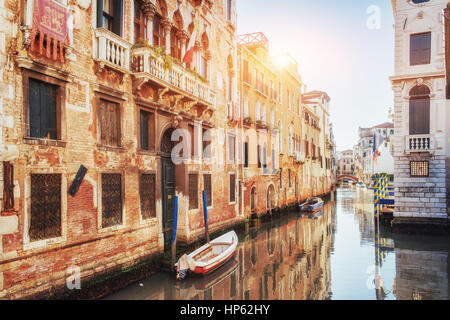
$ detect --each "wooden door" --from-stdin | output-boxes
[162,157,176,250]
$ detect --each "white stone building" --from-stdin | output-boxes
[355,123,395,185]
[390,0,450,223]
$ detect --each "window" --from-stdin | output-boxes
[134,0,147,42]
[412,0,430,3]
[258,145,262,168]
[153,14,163,46]
[250,187,256,212]
[227,0,232,21]
[101,173,123,228]
[203,174,212,207]
[2,162,14,212]
[98,99,121,147]
[228,134,235,162]
[203,128,211,159]
[279,168,283,189]
[410,32,431,66]
[140,173,156,220]
[288,169,292,188]
[409,86,430,135]
[29,174,62,241]
[189,174,198,210]
[229,174,236,203]
[244,142,249,168]
[29,78,57,140]
[410,161,429,177]
[200,56,208,79]
[140,110,150,151]
[97,0,123,37]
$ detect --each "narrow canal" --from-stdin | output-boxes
[105,187,450,300]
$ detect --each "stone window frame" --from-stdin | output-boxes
[97,170,127,233]
[22,170,68,251]
[138,170,158,225]
[22,68,68,148]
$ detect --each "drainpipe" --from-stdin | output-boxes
[239,46,245,217]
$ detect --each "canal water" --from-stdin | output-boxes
[105,187,450,300]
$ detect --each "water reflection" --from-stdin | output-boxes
[105,188,450,300]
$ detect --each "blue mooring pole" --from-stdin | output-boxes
[202,190,210,243]
[171,196,179,271]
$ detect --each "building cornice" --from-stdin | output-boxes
[390,71,445,83]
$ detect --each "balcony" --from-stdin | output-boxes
[405,135,435,154]
[295,151,306,164]
[131,46,215,108]
[94,28,131,71]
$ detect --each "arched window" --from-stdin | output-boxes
[250,187,256,212]
[153,0,167,47]
[200,33,209,79]
[170,11,183,61]
[409,85,430,135]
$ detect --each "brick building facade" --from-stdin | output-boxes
[0,0,335,298]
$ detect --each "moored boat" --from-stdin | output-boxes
[175,231,238,279]
[298,197,324,213]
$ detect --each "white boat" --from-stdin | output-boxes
[175,231,238,279]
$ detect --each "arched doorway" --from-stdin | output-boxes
[160,128,176,250]
[250,187,256,214]
[267,184,276,213]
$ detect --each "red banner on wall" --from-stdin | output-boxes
[30,0,69,63]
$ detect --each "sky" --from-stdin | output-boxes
[236,0,395,152]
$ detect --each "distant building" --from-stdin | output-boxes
[337,150,354,176]
[354,122,394,185]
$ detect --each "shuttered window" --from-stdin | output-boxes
[228,135,235,162]
[409,86,430,135]
[29,78,57,140]
[30,174,61,241]
[98,99,121,147]
[203,174,212,207]
[101,173,123,228]
[410,32,431,66]
[244,142,249,168]
[140,110,149,150]
[230,174,236,203]
[2,162,14,212]
[189,174,198,210]
[140,173,156,220]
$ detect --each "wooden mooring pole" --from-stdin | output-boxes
[171,196,179,271]
[202,190,210,243]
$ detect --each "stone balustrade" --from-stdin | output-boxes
[131,46,215,107]
[406,135,434,153]
[94,28,131,71]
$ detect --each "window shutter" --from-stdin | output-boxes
[229,174,236,203]
[140,110,149,150]
[203,174,212,207]
[113,0,123,37]
[97,0,104,28]
[189,174,198,210]
[29,80,41,138]
[140,174,156,219]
